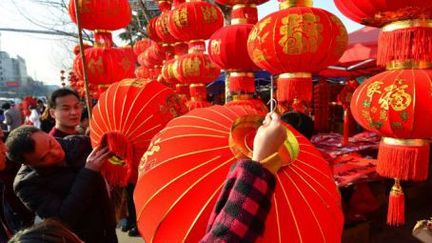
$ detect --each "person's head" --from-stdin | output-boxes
[2,102,11,110]
[5,126,65,167]
[281,111,315,139]
[80,109,89,129]
[49,89,82,132]
[8,218,83,243]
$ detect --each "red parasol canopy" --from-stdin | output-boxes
[134,105,343,242]
[320,27,382,78]
[90,79,188,186]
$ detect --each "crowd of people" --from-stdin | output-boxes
[0,88,293,243]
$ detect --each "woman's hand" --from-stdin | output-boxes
[252,113,287,173]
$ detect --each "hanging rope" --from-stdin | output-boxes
[73,0,92,118]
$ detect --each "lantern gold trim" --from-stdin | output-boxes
[386,60,432,70]
[382,137,428,147]
[279,0,313,10]
[382,19,432,32]
[279,72,312,78]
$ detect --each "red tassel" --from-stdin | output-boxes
[387,179,405,226]
[277,76,312,103]
[228,73,255,94]
[378,26,432,66]
[100,132,134,187]
[313,80,330,132]
[342,109,350,146]
[377,138,430,181]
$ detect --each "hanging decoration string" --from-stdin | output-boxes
[74,0,93,119]
[268,74,277,113]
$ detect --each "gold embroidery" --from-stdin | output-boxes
[173,8,188,28]
[248,17,272,42]
[279,13,323,55]
[378,78,412,111]
[120,79,147,87]
[119,57,132,71]
[330,15,348,57]
[210,39,221,56]
[366,81,384,100]
[252,49,266,62]
[391,122,403,129]
[201,6,218,24]
[182,57,201,77]
[139,138,161,173]
[88,57,104,75]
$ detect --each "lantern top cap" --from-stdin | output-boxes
[279,0,313,10]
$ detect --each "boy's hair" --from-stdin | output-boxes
[281,111,315,139]
[8,218,83,243]
[5,126,40,163]
[49,88,80,109]
[2,102,11,110]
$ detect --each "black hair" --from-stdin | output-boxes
[5,126,40,163]
[281,111,315,139]
[80,109,88,122]
[2,103,11,110]
[48,88,80,109]
[8,218,82,243]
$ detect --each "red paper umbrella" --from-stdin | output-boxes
[135,105,343,242]
[90,79,188,186]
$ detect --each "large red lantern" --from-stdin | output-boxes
[334,0,432,27]
[90,79,187,186]
[335,0,432,66]
[167,1,224,42]
[173,53,220,84]
[351,69,432,177]
[247,4,348,111]
[209,24,259,71]
[74,47,136,85]
[68,0,132,31]
[350,69,432,225]
[248,7,347,74]
[134,105,343,242]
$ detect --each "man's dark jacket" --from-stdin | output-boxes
[13,135,117,243]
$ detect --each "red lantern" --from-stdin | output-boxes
[133,38,154,56]
[247,5,348,110]
[334,0,432,27]
[173,53,220,84]
[74,47,136,85]
[167,1,224,42]
[155,11,178,44]
[134,105,343,242]
[68,0,132,31]
[135,66,152,79]
[208,24,259,71]
[147,17,162,42]
[335,0,432,66]
[90,79,188,186]
[351,69,432,225]
[248,7,348,74]
[138,44,165,69]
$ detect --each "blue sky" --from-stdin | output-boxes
[0,0,364,86]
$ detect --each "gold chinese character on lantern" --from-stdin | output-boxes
[210,39,221,55]
[330,15,348,57]
[88,57,104,75]
[173,8,188,28]
[183,57,201,77]
[279,13,323,55]
[201,6,218,24]
[366,81,383,100]
[378,79,412,111]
